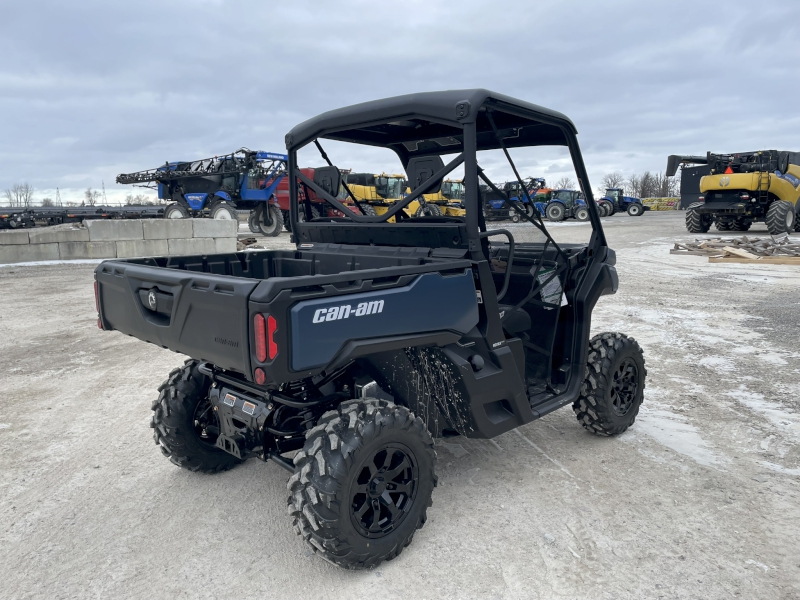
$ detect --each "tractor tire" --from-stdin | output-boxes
[575,207,590,221]
[731,218,752,232]
[150,360,241,474]
[573,333,646,437]
[287,398,437,570]
[511,213,520,223]
[257,205,284,237]
[247,210,260,233]
[298,205,321,223]
[523,203,536,218]
[685,203,711,233]
[546,203,565,222]
[601,200,615,216]
[597,203,607,217]
[359,203,378,216]
[626,203,644,217]
[282,210,291,232]
[716,219,732,231]
[164,203,189,219]
[211,202,237,221]
[415,203,442,217]
[766,200,795,235]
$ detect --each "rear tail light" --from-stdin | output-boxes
[698,195,705,202]
[254,314,267,362]
[740,193,750,200]
[268,315,278,359]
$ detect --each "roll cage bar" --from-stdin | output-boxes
[285,89,607,258]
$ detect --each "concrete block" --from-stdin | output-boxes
[86,219,143,241]
[214,237,238,253]
[168,237,217,256]
[0,243,59,264]
[192,219,237,238]
[143,219,193,240]
[0,230,30,245]
[59,241,117,260]
[29,227,89,244]
[116,239,169,258]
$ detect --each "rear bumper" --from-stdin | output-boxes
[695,202,749,215]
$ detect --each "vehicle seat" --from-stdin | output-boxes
[499,304,531,335]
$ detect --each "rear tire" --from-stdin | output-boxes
[731,218,752,232]
[573,333,646,436]
[151,360,241,473]
[765,200,795,234]
[685,202,711,233]
[257,205,284,237]
[546,203,565,222]
[164,203,189,219]
[287,398,437,570]
[298,205,320,223]
[716,219,732,231]
[359,203,378,216]
[247,210,260,233]
[415,203,442,217]
[601,200,616,216]
[575,207,590,221]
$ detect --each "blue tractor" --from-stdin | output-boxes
[116,148,288,236]
[481,177,546,220]
[543,189,594,222]
[598,187,646,217]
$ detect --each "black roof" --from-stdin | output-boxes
[285,89,578,159]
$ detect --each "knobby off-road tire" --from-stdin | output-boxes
[247,210,261,233]
[685,202,711,233]
[765,200,795,235]
[716,219,732,231]
[573,332,647,436]
[415,203,442,217]
[257,205,284,237]
[287,398,437,570]
[731,218,752,232]
[151,360,241,473]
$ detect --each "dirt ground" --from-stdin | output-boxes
[1,211,799,599]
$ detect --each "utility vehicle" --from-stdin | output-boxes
[94,90,646,570]
[667,151,800,233]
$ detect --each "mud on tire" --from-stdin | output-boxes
[287,398,437,570]
[151,360,241,473]
[573,333,646,436]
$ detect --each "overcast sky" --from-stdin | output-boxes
[2,0,799,204]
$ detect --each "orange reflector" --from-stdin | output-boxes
[267,315,278,359]
[254,314,267,362]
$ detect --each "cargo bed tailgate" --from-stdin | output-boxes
[96,261,258,375]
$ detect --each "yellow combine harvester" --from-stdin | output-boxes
[668,150,800,234]
[344,173,442,217]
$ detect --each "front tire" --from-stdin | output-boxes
[575,206,590,221]
[546,203,565,222]
[685,203,711,233]
[287,398,437,570]
[716,219,732,231]
[765,200,795,234]
[164,203,189,219]
[573,333,646,436]
[151,360,242,473]
[626,203,643,217]
[211,202,237,221]
[415,203,442,217]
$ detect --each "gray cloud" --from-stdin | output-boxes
[1,0,799,202]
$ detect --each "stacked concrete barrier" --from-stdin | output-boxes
[642,197,680,211]
[0,219,237,264]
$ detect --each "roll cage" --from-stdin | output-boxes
[285,89,607,259]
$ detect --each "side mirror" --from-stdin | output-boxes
[313,166,341,197]
[406,155,444,194]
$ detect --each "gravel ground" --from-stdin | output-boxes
[1,211,799,599]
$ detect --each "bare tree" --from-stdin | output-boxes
[125,193,150,205]
[4,183,35,207]
[600,172,626,191]
[41,197,54,206]
[553,176,575,190]
[84,187,102,206]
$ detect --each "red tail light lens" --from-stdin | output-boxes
[268,315,278,359]
[254,314,267,362]
[698,195,705,202]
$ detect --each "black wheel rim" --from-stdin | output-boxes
[610,358,639,416]
[193,397,221,446]
[350,443,418,539]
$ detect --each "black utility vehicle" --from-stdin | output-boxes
[94,90,646,569]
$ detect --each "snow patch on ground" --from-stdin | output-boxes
[725,386,800,439]
[634,403,726,467]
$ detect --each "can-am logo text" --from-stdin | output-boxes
[313,300,384,323]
